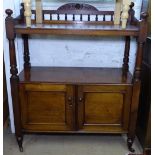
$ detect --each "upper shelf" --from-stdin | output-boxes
[13,2,140,36]
[15,23,139,36]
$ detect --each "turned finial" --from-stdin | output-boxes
[20,3,25,21]
[5,9,13,17]
[128,2,135,25]
[129,2,134,9]
[21,2,24,8]
[21,3,25,12]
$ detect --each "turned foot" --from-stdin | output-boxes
[127,137,135,152]
[19,146,23,152]
[17,136,23,152]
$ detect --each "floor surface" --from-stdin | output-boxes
[3,127,143,155]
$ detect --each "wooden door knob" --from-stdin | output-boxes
[68,97,72,107]
[68,97,72,101]
[79,97,83,102]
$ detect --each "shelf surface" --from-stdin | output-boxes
[15,23,139,36]
[19,67,132,84]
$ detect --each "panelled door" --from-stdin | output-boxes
[77,85,132,133]
[19,83,75,131]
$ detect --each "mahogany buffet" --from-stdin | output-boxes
[5,0,148,152]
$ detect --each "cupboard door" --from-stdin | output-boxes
[77,85,132,133]
[19,84,75,131]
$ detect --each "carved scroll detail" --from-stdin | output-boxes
[57,3,98,11]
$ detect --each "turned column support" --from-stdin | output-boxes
[5,9,23,152]
[22,34,31,69]
[134,12,148,82]
[122,36,130,77]
[127,12,148,152]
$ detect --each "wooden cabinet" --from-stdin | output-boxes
[19,84,75,131]
[19,83,132,133]
[77,85,132,133]
[5,2,148,153]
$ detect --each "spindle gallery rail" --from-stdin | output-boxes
[14,2,138,36]
[32,3,114,22]
[22,0,134,28]
[5,1,148,153]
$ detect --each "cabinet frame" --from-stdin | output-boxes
[5,2,148,152]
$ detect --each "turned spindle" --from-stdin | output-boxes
[22,34,31,68]
[35,0,43,24]
[121,0,131,28]
[134,12,148,81]
[122,36,130,77]
[114,0,122,25]
[23,0,32,27]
